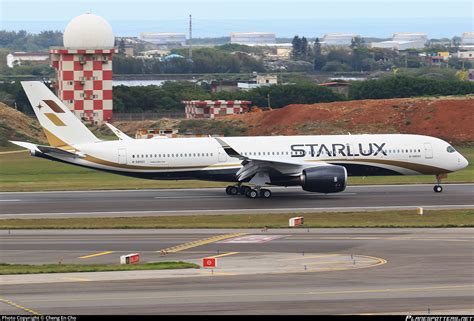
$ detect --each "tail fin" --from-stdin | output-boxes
[21,81,100,148]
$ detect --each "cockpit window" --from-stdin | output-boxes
[447,146,456,153]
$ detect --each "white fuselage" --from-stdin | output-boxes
[44,134,468,183]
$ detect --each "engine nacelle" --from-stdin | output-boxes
[300,165,347,193]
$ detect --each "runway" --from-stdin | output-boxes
[1,228,473,315]
[1,184,474,218]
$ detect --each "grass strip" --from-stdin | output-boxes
[0,262,200,275]
[1,210,473,229]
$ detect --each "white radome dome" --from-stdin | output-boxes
[63,13,115,49]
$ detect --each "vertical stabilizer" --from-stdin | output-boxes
[21,81,100,147]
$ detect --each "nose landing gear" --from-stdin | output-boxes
[433,174,446,193]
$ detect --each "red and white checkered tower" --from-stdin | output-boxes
[50,13,116,124]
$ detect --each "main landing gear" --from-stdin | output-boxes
[433,174,444,193]
[225,185,272,199]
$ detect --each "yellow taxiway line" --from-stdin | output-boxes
[79,251,114,259]
[207,252,239,259]
[158,233,244,254]
[0,298,41,315]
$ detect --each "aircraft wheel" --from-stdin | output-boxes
[260,189,272,198]
[240,186,251,195]
[433,185,443,193]
[229,186,239,195]
[246,189,259,199]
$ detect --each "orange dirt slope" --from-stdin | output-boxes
[225,96,474,144]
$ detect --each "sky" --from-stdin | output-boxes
[1,0,473,38]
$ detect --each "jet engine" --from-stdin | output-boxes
[300,165,347,193]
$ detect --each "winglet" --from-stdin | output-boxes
[105,122,134,140]
[214,137,244,160]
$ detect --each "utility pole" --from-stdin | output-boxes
[189,14,192,60]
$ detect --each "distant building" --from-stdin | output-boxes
[371,32,427,50]
[161,54,185,61]
[137,49,171,59]
[183,100,251,119]
[6,52,49,68]
[461,32,474,49]
[321,33,358,47]
[237,74,278,91]
[139,32,186,46]
[230,32,276,45]
[276,47,292,58]
[455,51,474,60]
[124,46,134,57]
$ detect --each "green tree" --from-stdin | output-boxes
[291,36,302,60]
[313,37,326,70]
[300,37,309,60]
[349,75,474,100]
[350,36,365,50]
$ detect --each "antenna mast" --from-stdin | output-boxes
[189,14,192,59]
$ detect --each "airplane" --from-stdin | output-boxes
[10,81,469,199]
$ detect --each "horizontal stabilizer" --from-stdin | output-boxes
[105,122,134,140]
[9,141,41,153]
[9,141,84,158]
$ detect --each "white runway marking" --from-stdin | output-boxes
[218,235,289,243]
[0,200,21,202]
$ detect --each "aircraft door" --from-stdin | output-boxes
[118,147,127,164]
[424,143,433,159]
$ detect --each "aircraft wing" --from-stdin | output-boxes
[105,123,134,140]
[9,141,85,158]
[214,137,326,182]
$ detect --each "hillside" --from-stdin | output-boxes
[0,103,46,147]
[223,96,474,144]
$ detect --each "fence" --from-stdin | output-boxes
[112,112,185,121]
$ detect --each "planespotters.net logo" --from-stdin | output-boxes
[406,316,474,321]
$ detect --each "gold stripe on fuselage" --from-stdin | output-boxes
[84,154,241,171]
[316,158,450,175]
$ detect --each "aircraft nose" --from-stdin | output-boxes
[458,154,469,170]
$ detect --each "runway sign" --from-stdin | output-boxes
[289,216,304,227]
[120,253,140,264]
[203,257,217,268]
[218,235,288,244]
